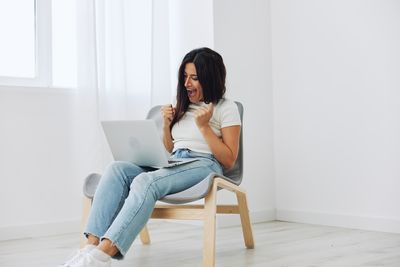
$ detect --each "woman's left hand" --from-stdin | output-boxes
[194,103,214,130]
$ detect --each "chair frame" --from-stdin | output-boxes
[81,177,254,267]
[80,101,254,267]
[138,177,254,267]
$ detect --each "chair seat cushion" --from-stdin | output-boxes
[160,172,239,204]
[83,173,102,199]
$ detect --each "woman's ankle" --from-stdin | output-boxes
[86,234,100,246]
[98,238,119,257]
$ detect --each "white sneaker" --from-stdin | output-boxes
[59,245,96,267]
[69,253,111,267]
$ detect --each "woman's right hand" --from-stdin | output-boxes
[160,104,175,152]
[160,104,176,128]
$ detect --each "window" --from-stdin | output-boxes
[0,0,77,88]
[0,0,35,78]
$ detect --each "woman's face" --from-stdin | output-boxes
[184,63,203,103]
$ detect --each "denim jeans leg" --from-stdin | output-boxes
[102,158,222,258]
[84,161,146,239]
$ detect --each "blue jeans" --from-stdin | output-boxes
[84,148,223,259]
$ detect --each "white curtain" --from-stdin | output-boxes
[95,0,153,120]
[72,0,153,176]
[71,0,214,176]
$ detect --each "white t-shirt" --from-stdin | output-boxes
[171,98,241,154]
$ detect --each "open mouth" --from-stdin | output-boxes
[187,89,197,98]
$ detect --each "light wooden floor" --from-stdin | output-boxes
[0,221,399,267]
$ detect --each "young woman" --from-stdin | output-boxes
[59,47,241,267]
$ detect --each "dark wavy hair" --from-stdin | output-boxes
[170,47,226,129]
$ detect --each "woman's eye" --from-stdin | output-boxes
[192,76,198,81]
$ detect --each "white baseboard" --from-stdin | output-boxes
[276,209,400,234]
[6,209,396,241]
[0,220,80,241]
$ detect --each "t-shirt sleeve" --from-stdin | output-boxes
[220,100,241,128]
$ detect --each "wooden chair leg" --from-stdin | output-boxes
[202,181,218,267]
[80,196,92,248]
[139,225,151,245]
[236,191,254,249]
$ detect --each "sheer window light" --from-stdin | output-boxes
[0,0,78,88]
[0,0,35,78]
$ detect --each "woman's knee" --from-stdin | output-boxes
[130,173,159,197]
[130,172,172,200]
[106,161,132,172]
[103,161,141,185]
[130,172,150,188]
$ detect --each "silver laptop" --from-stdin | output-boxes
[101,120,198,168]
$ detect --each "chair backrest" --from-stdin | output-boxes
[224,101,243,184]
[146,101,244,184]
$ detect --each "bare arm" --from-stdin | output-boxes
[195,103,240,170]
[160,104,175,153]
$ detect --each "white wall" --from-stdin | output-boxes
[0,87,84,240]
[214,0,275,223]
[271,0,400,232]
[2,0,399,242]
[168,0,214,97]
